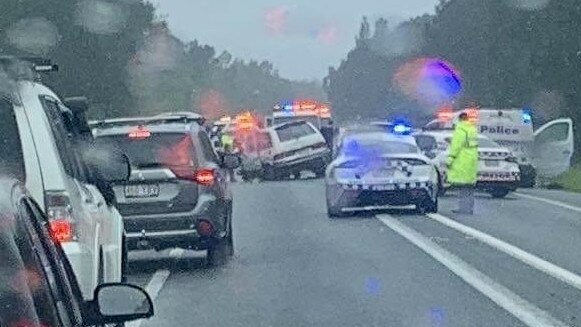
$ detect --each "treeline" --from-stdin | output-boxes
[0,0,324,120]
[326,0,581,142]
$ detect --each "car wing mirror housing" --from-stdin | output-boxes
[84,283,154,326]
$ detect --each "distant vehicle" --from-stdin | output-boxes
[0,57,128,300]
[266,100,333,129]
[91,116,240,266]
[325,125,440,217]
[424,108,574,186]
[0,179,154,327]
[414,130,521,198]
[261,120,331,180]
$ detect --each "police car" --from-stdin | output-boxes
[414,130,520,198]
[325,124,439,217]
[425,108,574,186]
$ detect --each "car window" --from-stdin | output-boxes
[536,122,569,144]
[0,98,25,181]
[341,139,418,156]
[198,131,219,162]
[414,134,437,152]
[276,122,316,142]
[95,132,199,169]
[39,95,87,181]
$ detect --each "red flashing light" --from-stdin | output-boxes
[50,219,73,243]
[128,126,151,139]
[194,169,215,186]
[437,107,454,122]
[466,108,479,124]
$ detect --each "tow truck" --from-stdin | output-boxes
[424,107,574,186]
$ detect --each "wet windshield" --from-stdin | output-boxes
[1,1,581,327]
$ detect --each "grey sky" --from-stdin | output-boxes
[155,0,437,81]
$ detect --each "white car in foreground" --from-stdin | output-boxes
[0,57,127,300]
[325,129,439,217]
[414,131,520,198]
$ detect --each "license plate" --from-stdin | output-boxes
[485,160,500,167]
[124,184,160,198]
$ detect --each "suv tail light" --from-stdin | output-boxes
[45,191,76,243]
[171,167,216,186]
[194,169,215,186]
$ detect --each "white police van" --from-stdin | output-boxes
[424,108,574,186]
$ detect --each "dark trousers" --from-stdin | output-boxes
[456,184,475,214]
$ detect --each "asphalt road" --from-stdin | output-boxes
[126,179,581,327]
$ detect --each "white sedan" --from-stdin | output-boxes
[414,131,520,198]
[325,130,439,217]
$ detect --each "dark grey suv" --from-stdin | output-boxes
[91,116,239,266]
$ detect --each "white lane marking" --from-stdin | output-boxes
[377,214,569,327]
[127,269,171,327]
[426,213,581,291]
[515,192,581,214]
[127,249,183,327]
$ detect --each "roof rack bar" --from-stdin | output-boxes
[89,115,205,128]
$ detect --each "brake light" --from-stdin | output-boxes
[45,191,75,243]
[194,169,215,186]
[128,126,151,139]
[49,219,74,243]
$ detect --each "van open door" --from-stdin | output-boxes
[533,118,574,178]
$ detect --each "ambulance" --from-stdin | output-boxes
[424,108,574,186]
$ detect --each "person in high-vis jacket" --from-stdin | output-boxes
[447,112,479,214]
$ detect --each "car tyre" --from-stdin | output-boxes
[489,188,510,198]
[207,238,232,267]
[419,196,438,213]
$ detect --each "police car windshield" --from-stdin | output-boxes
[341,139,418,157]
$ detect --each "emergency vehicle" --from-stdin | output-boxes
[414,130,520,198]
[424,107,574,186]
[266,100,333,129]
[325,123,439,217]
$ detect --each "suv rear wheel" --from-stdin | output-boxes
[207,218,234,266]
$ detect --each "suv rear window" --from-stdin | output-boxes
[0,98,25,180]
[95,132,198,169]
[276,122,317,142]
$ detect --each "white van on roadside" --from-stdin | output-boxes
[424,108,574,186]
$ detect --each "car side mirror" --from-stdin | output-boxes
[84,283,154,325]
[222,153,241,169]
[86,144,131,183]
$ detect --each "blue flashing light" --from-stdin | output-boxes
[393,124,411,134]
[522,107,533,124]
[391,118,413,135]
[283,104,293,111]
